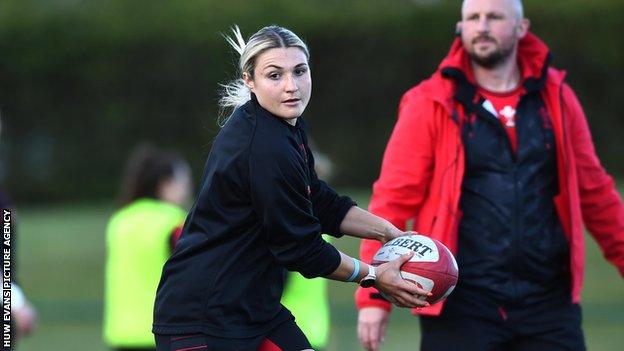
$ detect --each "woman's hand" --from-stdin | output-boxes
[338,207,417,244]
[380,226,405,244]
[373,251,431,308]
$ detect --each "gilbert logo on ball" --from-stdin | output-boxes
[372,234,458,304]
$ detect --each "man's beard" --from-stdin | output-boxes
[468,40,515,69]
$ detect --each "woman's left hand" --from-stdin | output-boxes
[381,228,418,244]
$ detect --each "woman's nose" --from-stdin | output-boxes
[284,74,298,92]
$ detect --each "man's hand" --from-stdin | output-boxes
[358,307,390,351]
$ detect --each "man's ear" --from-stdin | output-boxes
[455,21,463,37]
[242,72,254,91]
[517,18,530,39]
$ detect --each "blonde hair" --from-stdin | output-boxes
[219,25,310,123]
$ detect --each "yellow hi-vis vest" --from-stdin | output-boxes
[103,198,186,347]
[281,235,331,349]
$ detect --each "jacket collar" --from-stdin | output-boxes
[438,32,552,91]
[420,32,560,117]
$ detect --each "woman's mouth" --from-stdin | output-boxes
[283,98,301,105]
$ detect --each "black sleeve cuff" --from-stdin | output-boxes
[295,239,341,279]
[323,197,356,238]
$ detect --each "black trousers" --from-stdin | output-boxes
[420,299,586,351]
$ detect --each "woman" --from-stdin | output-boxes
[152,25,429,351]
[104,143,192,351]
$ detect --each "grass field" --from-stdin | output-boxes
[13,189,624,351]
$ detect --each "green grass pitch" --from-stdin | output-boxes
[14,188,624,351]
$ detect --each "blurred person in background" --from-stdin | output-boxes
[0,187,38,348]
[280,144,334,351]
[1,117,38,348]
[152,25,430,351]
[103,143,192,351]
[356,0,624,350]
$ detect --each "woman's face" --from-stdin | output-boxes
[243,47,311,123]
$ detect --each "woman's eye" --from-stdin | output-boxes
[268,73,280,80]
[294,68,307,76]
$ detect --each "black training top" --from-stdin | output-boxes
[152,95,355,338]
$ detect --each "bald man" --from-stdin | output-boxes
[355,0,624,350]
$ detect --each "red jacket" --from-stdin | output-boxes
[356,32,624,316]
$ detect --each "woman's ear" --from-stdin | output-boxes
[242,72,254,92]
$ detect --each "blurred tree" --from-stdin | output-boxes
[0,0,622,202]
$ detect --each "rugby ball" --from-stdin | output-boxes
[372,234,458,304]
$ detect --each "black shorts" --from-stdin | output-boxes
[154,319,311,351]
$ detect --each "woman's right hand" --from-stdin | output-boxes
[373,251,431,308]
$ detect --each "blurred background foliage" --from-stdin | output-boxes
[1,0,623,203]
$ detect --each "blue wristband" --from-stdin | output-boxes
[346,257,360,282]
